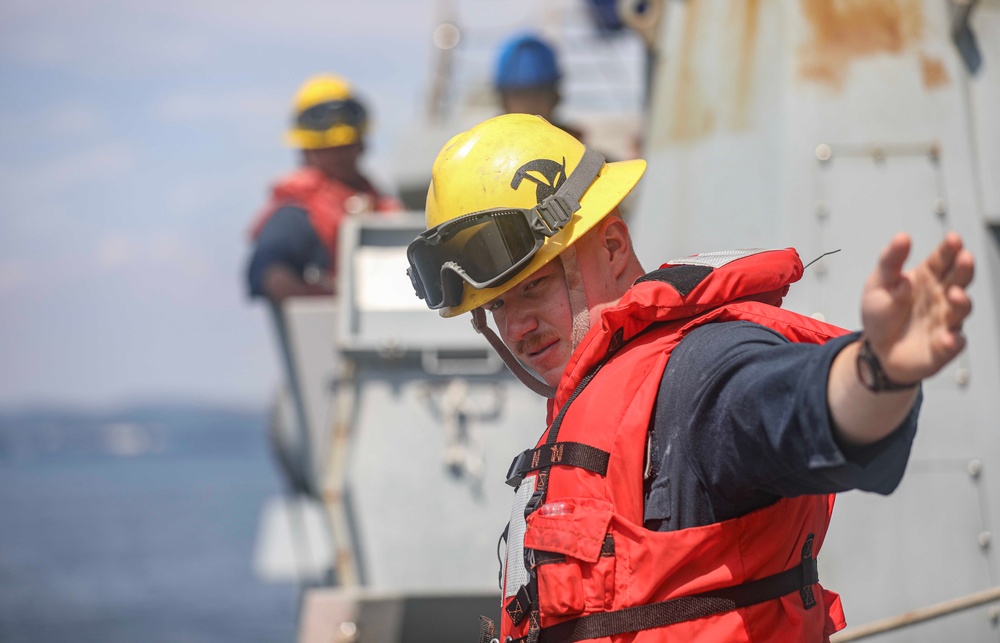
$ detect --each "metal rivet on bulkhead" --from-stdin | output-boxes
[378,337,402,359]
[933,198,948,217]
[815,143,832,162]
[871,145,886,162]
[978,531,992,549]
[338,621,359,642]
[810,312,826,322]
[814,200,829,220]
[956,366,971,387]
[433,22,461,50]
[968,459,982,479]
[344,194,372,215]
[988,605,1000,625]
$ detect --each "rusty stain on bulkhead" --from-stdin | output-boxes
[798,0,927,89]
[731,0,761,131]
[665,0,763,143]
[919,52,950,90]
[667,0,715,143]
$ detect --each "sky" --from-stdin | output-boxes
[0,0,643,409]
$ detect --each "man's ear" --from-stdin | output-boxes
[601,216,631,279]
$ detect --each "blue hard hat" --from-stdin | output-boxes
[495,33,562,90]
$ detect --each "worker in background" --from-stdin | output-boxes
[246,75,398,304]
[494,32,585,141]
[405,114,975,640]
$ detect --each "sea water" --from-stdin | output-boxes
[0,405,299,643]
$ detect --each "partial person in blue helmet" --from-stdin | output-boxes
[494,32,585,142]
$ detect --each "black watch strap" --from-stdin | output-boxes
[856,338,920,393]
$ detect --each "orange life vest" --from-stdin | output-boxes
[498,248,849,642]
[248,166,398,276]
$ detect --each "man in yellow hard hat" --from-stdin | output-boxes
[405,114,975,641]
[247,75,398,303]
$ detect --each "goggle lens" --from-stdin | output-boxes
[407,209,541,309]
[296,99,367,132]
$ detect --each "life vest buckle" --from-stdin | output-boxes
[506,448,533,487]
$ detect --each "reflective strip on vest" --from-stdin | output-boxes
[503,475,536,599]
[666,248,778,269]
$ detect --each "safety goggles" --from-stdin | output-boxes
[295,98,367,132]
[406,147,605,310]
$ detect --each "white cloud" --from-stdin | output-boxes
[0,102,109,146]
[153,89,285,123]
[148,232,184,263]
[0,260,28,294]
[0,0,433,77]
[144,0,435,42]
[0,2,214,72]
[147,231,211,279]
[90,230,214,281]
[0,0,574,407]
[0,142,135,201]
[95,234,135,269]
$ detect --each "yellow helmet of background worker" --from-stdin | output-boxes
[286,75,369,149]
[410,113,646,317]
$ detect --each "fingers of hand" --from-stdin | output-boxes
[926,231,964,279]
[944,283,973,329]
[876,233,911,287]
[933,325,967,361]
[943,248,975,288]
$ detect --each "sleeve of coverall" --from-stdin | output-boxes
[646,320,920,528]
[246,205,330,299]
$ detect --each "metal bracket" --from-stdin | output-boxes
[951,0,982,74]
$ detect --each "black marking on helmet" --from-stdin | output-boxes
[511,157,567,204]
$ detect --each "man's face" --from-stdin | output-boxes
[484,259,573,388]
[305,143,363,179]
[500,88,559,122]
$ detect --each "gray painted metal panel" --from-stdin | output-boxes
[630,0,1000,639]
[272,214,547,639]
[332,214,546,591]
[969,3,1000,223]
[281,298,341,482]
[348,373,543,591]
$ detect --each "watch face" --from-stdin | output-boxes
[856,339,918,392]
[857,353,879,390]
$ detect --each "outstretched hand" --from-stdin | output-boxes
[860,231,975,384]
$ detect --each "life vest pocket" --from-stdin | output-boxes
[524,498,616,618]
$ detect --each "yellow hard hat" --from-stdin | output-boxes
[286,75,369,149]
[409,113,646,317]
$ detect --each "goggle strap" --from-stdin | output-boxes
[471,308,556,399]
[530,195,574,238]
[406,266,426,301]
[528,146,606,235]
[558,146,606,208]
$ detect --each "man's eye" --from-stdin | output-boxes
[486,299,504,312]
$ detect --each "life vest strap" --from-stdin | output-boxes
[522,534,819,642]
[506,584,533,626]
[533,533,616,567]
[506,442,611,488]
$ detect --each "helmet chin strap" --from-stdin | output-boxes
[470,307,556,398]
[469,252,592,399]
[559,245,591,350]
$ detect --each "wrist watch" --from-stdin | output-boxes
[856,338,920,393]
